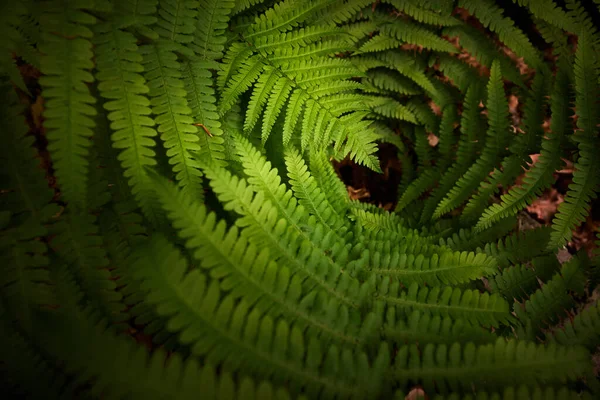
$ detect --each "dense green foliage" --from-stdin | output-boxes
[1,0,600,398]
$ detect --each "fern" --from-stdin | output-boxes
[548,32,600,249]
[434,60,510,219]
[3,1,600,398]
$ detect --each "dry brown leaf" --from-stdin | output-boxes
[347,186,370,200]
[526,188,563,222]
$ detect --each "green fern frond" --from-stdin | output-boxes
[420,82,485,223]
[245,66,282,134]
[50,211,128,326]
[190,0,235,60]
[548,32,600,250]
[393,339,590,393]
[442,24,524,87]
[286,147,350,233]
[369,250,497,286]
[489,254,561,302]
[181,60,227,167]
[379,20,458,53]
[112,0,159,39]
[434,60,510,219]
[377,281,513,327]
[481,227,552,269]
[356,34,402,54]
[385,0,461,27]
[311,0,373,25]
[0,304,68,399]
[129,235,389,398]
[547,300,600,350]
[363,69,422,95]
[244,0,336,39]
[154,0,198,50]
[150,172,378,342]
[435,54,486,93]
[476,68,568,231]
[93,22,163,226]
[512,0,575,32]
[0,2,37,94]
[309,150,350,213]
[42,304,305,400]
[383,310,497,345]
[457,0,542,69]
[140,43,204,200]
[367,96,418,123]
[200,162,368,316]
[396,169,440,212]
[515,256,586,336]
[39,0,101,211]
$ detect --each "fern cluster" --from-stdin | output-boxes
[1,0,600,399]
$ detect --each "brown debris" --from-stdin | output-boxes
[347,186,370,201]
[526,188,564,223]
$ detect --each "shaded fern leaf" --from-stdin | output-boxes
[39,0,102,211]
[140,43,204,200]
[93,22,163,226]
[548,32,600,250]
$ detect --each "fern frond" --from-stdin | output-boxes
[244,0,336,39]
[512,0,575,32]
[112,0,160,39]
[367,96,418,123]
[515,256,586,334]
[356,34,402,54]
[181,60,227,167]
[245,66,282,134]
[311,0,373,25]
[385,0,461,26]
[396,169,440,212]
[548,32,600,250]
[548,300,600,350]
[0,2,37,93]
[489,254,561,302]
[49,211,128,326]
[435,54,486,93]
[457,0,542,69]
[189,0,235,61]
[309,150,350,212]
[93,22,163,225]
[481,227,552,268]
[285,147,350,233]
[363,69,421,95]
[369,250,497,286]
[154,0,198,50]
[150,173,379,344]
[379,20,458,53]
[434,60,510,219]
[39,0,102,211]
[393,339,590,393]
[383,310,497,345]
[41,304,306,400]
[232,134,369,295]
[0,304,68,399]
[377,281,513,327]
[201,162,370,316]
[442,24,524,86]
[476,71,568,231]
[129,235,389,398]
[420,82,485,223]
[139,43,204,200]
